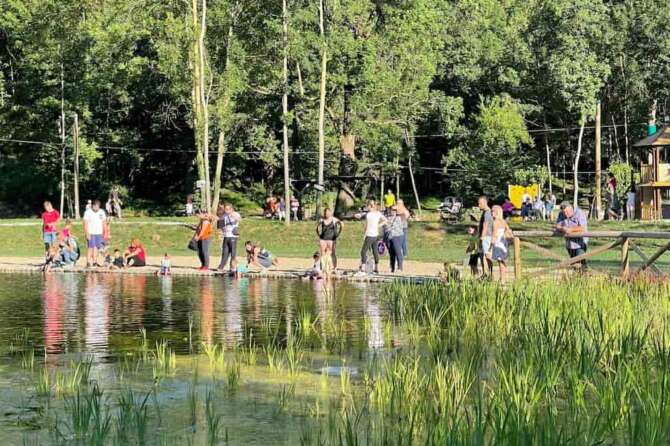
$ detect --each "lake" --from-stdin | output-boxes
[0,273,390,445]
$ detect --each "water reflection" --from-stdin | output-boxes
[0,274,387,359]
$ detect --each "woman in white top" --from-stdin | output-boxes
[487,205,512,281]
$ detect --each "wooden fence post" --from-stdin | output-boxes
[621,237,630,277]
[514,237,521,280]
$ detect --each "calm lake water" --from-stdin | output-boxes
[0,273,389,444]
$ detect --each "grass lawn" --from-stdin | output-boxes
[2,213,670,272]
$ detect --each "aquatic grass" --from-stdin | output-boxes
[205,388,223,445]
[152,340,177,378]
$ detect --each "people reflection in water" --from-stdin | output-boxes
[42,273,65,355]
[159,276,173,327]
[200,278,214,345]
[84,275,110,354]
[222,278,243,348]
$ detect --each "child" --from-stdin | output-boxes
[320,245,334,280]
[245,241,279,271]
[112,249,125,269]
[158,253,172,275]
[438,262,460,283]
[103,251,113,268]
[304,252,321,279]
[465,226,480,276]
[42,245,62,272]
[59,219,72,244]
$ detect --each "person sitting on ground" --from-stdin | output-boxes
[502,198,514,220]
[158,253,171,275]
[124,239,146,267]
[103,250,113,268]
[111,249,125,269]
[245,241,279,271]
[42,245,62,272]
[304,252,322,279]
[58,237,79,267]
[465,226,480,276]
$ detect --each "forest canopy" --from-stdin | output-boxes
[1,0,668,215]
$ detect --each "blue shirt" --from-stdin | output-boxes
[557,208,588,250]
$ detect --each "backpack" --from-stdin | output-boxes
[377,240,386,256]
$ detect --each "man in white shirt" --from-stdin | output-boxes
[83,199,107,267]
[359,201,386,274]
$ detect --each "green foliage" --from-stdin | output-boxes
[608,162,636,201]
[514,166,550,186]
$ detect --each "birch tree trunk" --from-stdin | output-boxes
[197,0,211,211]
[282,0,291,225]
[573,118,586,207]
[316,0,327,218]
[191,0,206,210]
[210,24,234,212]
[544,127,552,195]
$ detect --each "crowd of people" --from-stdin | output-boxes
[40,192,415,280]
[469,195,589,281]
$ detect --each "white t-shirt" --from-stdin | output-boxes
[84,209,106,235]
[626,192,636,206]
[365,211,384,237]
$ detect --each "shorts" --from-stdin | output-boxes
[43,231,57,246]
[87,234,104,249]
[469,254,480,267]
[127,255,146,267]
[258,256,273,269]
[479,236,492,255]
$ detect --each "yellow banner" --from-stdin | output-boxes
[508,184,540,209]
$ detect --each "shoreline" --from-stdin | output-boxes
[0,256,441,284]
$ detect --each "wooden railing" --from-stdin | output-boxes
[511,231,670,279]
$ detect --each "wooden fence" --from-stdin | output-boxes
[511,231,670,279]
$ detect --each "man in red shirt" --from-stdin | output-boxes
[41,201,60,253]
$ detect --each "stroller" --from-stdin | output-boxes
[438,197,464,224]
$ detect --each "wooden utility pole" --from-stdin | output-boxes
[73,113,80,220]
[595,100,602,220]
[282,0,291,225]
[316,0,327,218]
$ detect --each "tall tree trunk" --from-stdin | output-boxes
[594,101,602,220]
[316,0,327,218]
[198,0,211,212]
[403,128,422,216]
[573,118,586,207]
[73,113,80,220]
[191,0,206,210]
[210,24,234,212]
[543,120,552,195]
[282,0,291,226]
[59,58,66,216]
[211,131,226,212]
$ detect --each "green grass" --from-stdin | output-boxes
[3,214,670,270]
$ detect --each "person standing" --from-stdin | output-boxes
[290,196,300,221]
[194,212,214,271]
[477,196,494,277]
[386,206,405,273]
[359,201,386,274]
[396,199,410,257]
[316,208,343,269]
[217,203,241,274]
[555,202,588,271]
[488,205,512,281]
[626,186,636,220]
[41,201,60,254]
[83,199,107,267]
